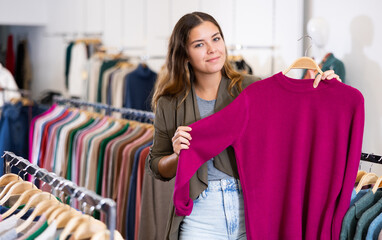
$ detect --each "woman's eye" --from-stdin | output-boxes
[195,43,203,48]
[213,37,221,41]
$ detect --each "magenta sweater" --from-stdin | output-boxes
[173,72,364,240]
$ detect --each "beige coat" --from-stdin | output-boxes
[146,74,260,239]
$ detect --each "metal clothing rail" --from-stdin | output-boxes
[361,152,382,163]
[2,151,116,240]
[53,96,155,123]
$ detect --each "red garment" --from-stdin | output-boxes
[39,110,69,168]
[134,146,150,240]
[5,35,15,75]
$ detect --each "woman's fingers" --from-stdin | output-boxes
[176,126,192,132]
[172,126,192,155]
[313,74,322,88]
[314,70,342,88]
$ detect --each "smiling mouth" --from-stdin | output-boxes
[206,56,220,62]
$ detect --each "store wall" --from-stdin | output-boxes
[2,0,304,99]
[309,0,382,156]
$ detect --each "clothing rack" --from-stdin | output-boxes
[0,87,31,96]
[53,96,155,123]
[2,151,116,240]
[361,152,382,163]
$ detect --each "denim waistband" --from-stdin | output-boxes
[207,178,242,192]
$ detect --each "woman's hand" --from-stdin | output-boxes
[172,126,192,155]
[313,70,342,88]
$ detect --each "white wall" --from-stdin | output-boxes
[310,0,382,156]
[2,0,304,99]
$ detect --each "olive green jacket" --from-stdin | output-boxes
[145,74,260,240]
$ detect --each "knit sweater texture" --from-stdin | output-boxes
[173,72,365,240]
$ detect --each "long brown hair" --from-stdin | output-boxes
[152,12,243,110]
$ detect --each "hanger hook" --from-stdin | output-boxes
[17,164,29,180]
[297,35,312,57]
[39,171,49,190]
[96,199,106,211]
[5,156,16,173]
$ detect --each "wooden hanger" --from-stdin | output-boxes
[16,198,58,233]
[0,180,36,204]
[60,215,89,240]
[282,56,323,75]
[72,218,107,240]
[355,172,378,193]
[0,173,19,188]
[55,208,82,228]
[91,230,124,240]
[372,176,382,194]
[14,192,56,219]
[48,204,72,223]
[0,179,23,199]
[356,170,367,184]
[116,61,135,69]
[41,202,64,220]
[0,188,41,219]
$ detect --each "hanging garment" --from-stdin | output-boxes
[134,146,150,240]
[97,60,120,103]
[14,40,32,90]
[302,53,346,83]
[173,72,364,240]
[123,64,157,111]
[68,42,87,97]
[126,141,152,239]
[85,55,103,102]
[354,197,382,240]
[0,63,21,106]
[138,166,174,240]
[367,213,382,240]
[0,102,46,174]
[341,191,382,239]
[65,42,74,90]
[5,35,15,76]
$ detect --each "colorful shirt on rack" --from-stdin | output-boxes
[173,72,364,240]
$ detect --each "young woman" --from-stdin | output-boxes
[146,12,341,240]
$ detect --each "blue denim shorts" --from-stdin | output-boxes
[179,178,247,240]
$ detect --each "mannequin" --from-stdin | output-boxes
[303,17,346,82]
[307,17,329,63]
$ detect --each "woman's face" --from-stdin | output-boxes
[187,21,226,78]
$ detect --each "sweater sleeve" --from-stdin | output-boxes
[173,89,249,216]
[332,95,364,239]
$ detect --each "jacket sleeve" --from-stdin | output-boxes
[145,97,175,181]
[173,90,249,216]
[332,94,364,239]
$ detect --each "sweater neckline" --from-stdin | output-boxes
[275,71,332,92]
